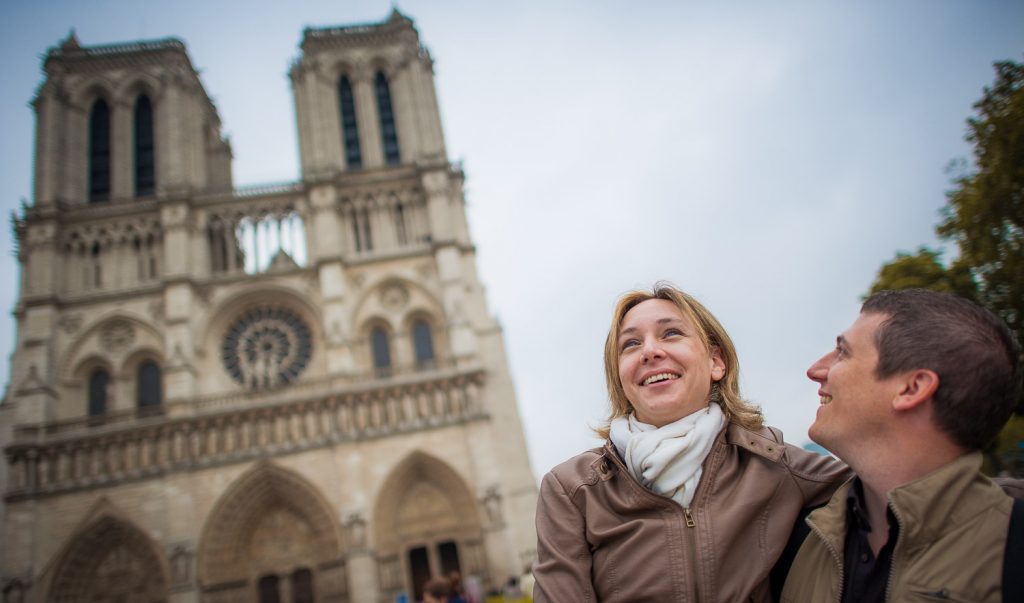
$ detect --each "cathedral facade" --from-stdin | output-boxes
[0,11,537,602]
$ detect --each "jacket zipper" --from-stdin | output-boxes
[683,506,699,602]
[806,518,845,603]
[884,504,907,603]
[602,434,724,602]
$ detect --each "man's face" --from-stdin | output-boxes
[806,312,904,458]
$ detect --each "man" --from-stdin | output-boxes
[782,289,1022,602]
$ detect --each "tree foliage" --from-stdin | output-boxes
[868,247,977,299]
[870,59,1024,474]
[939,60,1024,343]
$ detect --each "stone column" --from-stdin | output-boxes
[32,82,62,207]
[111,99,133,199]
[345,553,378,602]
[354,69,384,168]
[291,62,317,179]
[391,63,419,164]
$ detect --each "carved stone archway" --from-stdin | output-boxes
[374,451,486,601]
[197,461,346,602]
[48,514,168,603]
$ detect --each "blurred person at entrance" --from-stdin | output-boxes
[446,570,467,603]
[533,283,850,601]
[782,289,1024,602]
[422,577,451,603]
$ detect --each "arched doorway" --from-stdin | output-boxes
[197,462,346,602]
[48,514,168,602]
[374,452,487,601]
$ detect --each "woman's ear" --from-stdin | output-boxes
[710,347,726,382]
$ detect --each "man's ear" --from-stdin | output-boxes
[892,369,939,411]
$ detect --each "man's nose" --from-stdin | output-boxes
[806,354,830,382]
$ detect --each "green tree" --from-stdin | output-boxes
[868,248,977,299]
[870,59,1024,475]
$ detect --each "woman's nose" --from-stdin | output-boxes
[641,337,663,361]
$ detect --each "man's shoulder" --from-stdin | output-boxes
[992,475,1024,500]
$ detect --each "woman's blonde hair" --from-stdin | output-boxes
[596,282,763,439]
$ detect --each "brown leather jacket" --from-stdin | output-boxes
[534,422,851,602]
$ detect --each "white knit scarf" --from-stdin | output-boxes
[609,403,725,508]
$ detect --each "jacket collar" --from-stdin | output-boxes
[807,451,1002,554]
[723,422,785,462]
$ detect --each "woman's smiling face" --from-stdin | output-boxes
[616,299,725,427]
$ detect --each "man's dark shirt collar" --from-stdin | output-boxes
[841,477,900,603]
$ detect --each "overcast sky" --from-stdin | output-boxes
[1,1,1022,479]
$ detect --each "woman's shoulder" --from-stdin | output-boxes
[722,421,789,461]
[723,421,850,486]
[542,445,610,494]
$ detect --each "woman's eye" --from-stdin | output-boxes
[664,328,682,337]
[621,339,640,351]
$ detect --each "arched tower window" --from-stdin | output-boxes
[88,369,109,416]
[137,360,162,409]
[412,320,435,367]
[88,98,111,202]
[338,75,362,168]
[134,94,155,197]
[371,327,392,373]
[374,71,400,165]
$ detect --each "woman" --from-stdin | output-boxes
[533,284,849,602]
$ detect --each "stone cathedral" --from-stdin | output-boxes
[0,11,538,603]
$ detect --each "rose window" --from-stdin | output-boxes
[222,306,312,389]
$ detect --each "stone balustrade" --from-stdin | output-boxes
[4,367,486,500]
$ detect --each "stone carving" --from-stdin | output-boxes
[147,301,164,322]
[58,314,83,333]
[344,513,367,549]
[168,543,193,588]
[416,262,433,279]
[249,507,313,565]
[379,282,409,310]
[397,482,456,537]
[482,486,503,524]
[99,320,135,353]
[4,368,486,499]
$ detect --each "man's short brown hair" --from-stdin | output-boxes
[862,288,1021,450]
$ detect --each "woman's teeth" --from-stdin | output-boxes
[643,373,679,386]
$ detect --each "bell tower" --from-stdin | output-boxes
[290,10,447,178]
[32,31,232,208]
[9,32,233,426]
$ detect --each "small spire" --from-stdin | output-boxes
[60,28,81,51]
[388,0,406,21]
